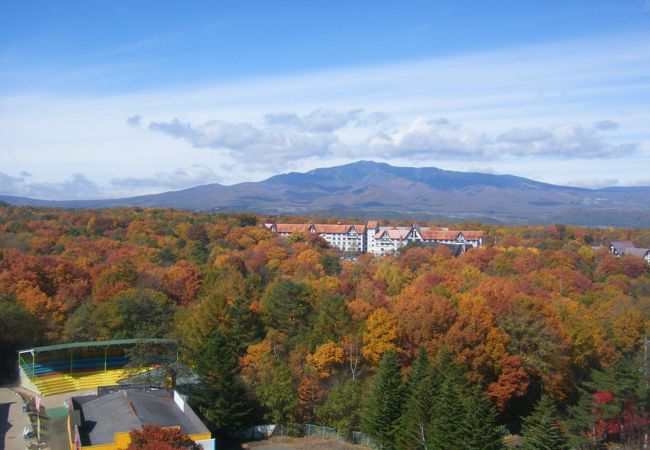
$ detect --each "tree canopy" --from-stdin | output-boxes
[0,205,649,445]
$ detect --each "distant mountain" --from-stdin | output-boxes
[2,161,650,226]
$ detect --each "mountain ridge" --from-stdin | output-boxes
[2,161,649,226]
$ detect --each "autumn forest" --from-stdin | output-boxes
[1,204,649,449]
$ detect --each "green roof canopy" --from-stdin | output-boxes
[18,338,174,355]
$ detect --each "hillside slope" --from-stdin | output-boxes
[2,161,649,226]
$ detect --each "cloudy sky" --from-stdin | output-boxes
[1,1,649,200]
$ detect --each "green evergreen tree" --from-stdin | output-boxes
[155,245,176,266]
[63,303,98,342]
[396,348,434,450]
[316,379,362,437]
[406,347,431,391]
[427,375,466,450]
[427,349,466,450]
[566,357,647,448]
[93,288,176,339]
[521,395,570,450]
[189,330,251,433]
[224,296,263,353]
[320,253,342,275]
[257,363,298,425]
[362,349,404,450]
[428,349,504,450]
[460,386,505,450]
[262,280,312,339]
[312,293,351,344]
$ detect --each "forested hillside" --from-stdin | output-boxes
[1,204,649,448]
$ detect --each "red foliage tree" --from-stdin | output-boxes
[127,425,201,450]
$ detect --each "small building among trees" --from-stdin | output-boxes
[68,387,214,450]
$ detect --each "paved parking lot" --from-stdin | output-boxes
[0,387,32,450]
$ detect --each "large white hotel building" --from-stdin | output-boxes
[264,221,484,256]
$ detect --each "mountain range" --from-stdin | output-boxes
[2,161,650,226]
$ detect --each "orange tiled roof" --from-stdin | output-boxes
[314,224,366,234]
[377,228,409,240]
[367,221,378,229]
[420,229,484,241]
[275,223,313,233]
[460,231,485,240]
[420,230,458,240]
[314,224,353,234]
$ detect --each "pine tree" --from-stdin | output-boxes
[397,348,434,450]
[428,349,504,450]
[257,363,298,426]
[262,280,311,339]
[521,395,570,450]
[189,330,251,433]
[427,349,466,450]
[460,386,505,450]
[406,347,431,391]
[316,379,362,438]
[225,296,263,353]
[312,293,351,344]
[362,349,404,450]
[566,358,647,448]
[427,376,466,450]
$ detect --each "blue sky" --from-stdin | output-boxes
[1,0,649,199]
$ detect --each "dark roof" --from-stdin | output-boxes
[411,242,467,256]
[73,389,208,446]
[624,248,650,258]
[611,241,635,248]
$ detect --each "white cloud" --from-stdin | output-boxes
[592,120,619,131]
[126,114,142,127]
[148,117,341,169]
[497,128,553,144]
[111,164,220,190]
[366,118,637,160]
[367,117,487,159]
[494,123,637,158]
[0,172,102,200]
[264,109,364,133]
[562,178,620,188]
[1,32,649,193]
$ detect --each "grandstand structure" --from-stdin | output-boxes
[18,339,172,397]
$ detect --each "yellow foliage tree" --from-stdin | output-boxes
[307,341,345,378]
[239,340,274,386]
[362,308,399,364]
[612,308,644,354]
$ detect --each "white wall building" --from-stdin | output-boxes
[265,222,366,253]
[609,241,650,264]
[265,221,484,256]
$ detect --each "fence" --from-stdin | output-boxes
[302,423,378,447]
[242,423,379,448]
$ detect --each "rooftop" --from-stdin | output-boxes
[72,389,209,446]
[19,338,173,355]
[623,247,650,258]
